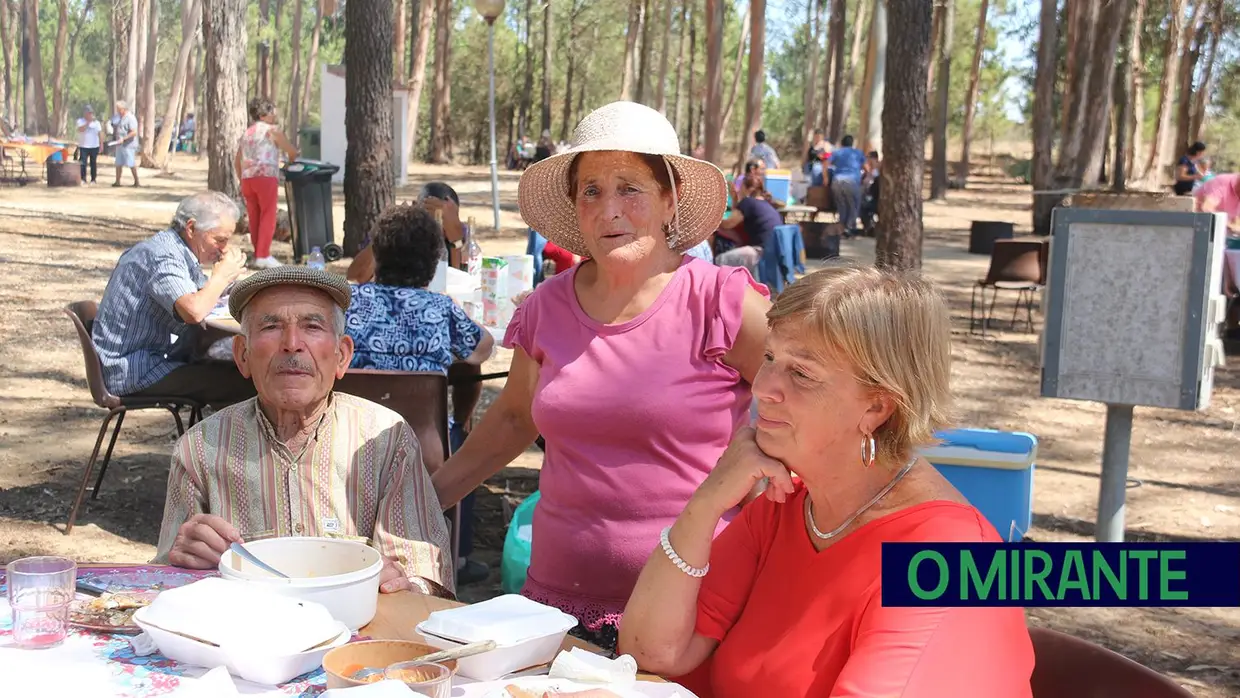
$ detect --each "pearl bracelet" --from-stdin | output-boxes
[660,526,709,578]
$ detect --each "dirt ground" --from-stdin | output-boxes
[0,156,1236,695]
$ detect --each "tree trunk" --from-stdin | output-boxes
[184,38,201,128]
[875,0,932,271]
[1071,0,1130,187]
[257,0,270,97]
[686,0,696,151]
[827,0,846,139]
[1191,0,1222,143]
[540,0,552,133]
[297,0,323,143]
[578,23,595,130]
[139,0,160,165]
[1141,0,1184,184]
[343,0,395,255]
[718,8,750,142]
[48,0,67,136]
[655,0,674,113]
[1030,0,1060,235]
[428,0,453,163]
[204,0,248,198]
[703,0,723,163]
[394,0,406,81]
[636,0,652,104]
[957,0,988,184]
[821,0,843,138]
[1056,0,1097,179]
[858,0,886,151]
[1,0,14,122]
[405,0,432,161]
[153,0,201,169]
[1112,1,1134,191]
[56,0,96,133]
[272,0,282,101]
[926,0,942,97]
[736,0,764,173]
[22,0,49,134]
[672,0,688,132]
[125,0,141,105]
[929,0,952,200]
[838,0,868,137]
[1174,3,1209,164]
[802,0,823,143]
[621,0,640,100]
[286,0,303,142]
[1125,0,1144,178]
[560,0,579,141]
[518,0,532,138]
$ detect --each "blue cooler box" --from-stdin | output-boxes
[919,429,1038,541]
[765,169,792,204]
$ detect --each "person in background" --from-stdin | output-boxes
[749,130,780,170]
[734,159,765,197]
[154,267,455,597]
[716,175,781,277]
[1194,171,1240,232]
[804,130,830,186]
[178,113,196,152]
[860,151,881,236]
[236,97,299,270]
[111,100,140,187]
[345,204,495,585]
[535,130,555,163]
[828,135,866,238]
[92,192,255,407]
[346,181,466,284]
[76,105,102,186]
[432,102,770,653]
[620,267,1034,698]
[1174,142,1208,196]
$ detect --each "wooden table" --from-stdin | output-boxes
[778,204,819,223]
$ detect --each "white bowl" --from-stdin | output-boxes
[134,608,351,685]
[218,537,383,630]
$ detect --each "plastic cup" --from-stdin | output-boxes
[6,556,77,649]
[383,660,453,698]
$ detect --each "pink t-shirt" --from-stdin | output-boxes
[1194,174,1240,221]
[504,256,768,630]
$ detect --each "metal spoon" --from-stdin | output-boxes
[349,640,499,681]
[228,542,290,579]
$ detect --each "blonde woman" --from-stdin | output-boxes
[620,267,1034,697]
[433,102,770,652]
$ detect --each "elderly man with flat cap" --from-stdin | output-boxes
[152,267,455,595]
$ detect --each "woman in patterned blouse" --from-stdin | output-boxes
[345,204,493,373]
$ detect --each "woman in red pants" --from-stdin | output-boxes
[235,97,298,269]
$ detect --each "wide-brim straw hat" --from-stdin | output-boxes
[518,101,727,256]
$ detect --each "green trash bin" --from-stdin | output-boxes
[298,126,322,161]
[500,491,540,595]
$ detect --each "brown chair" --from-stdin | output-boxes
[333,369,461,573]
[1029,626,1195,698]
[63,301,204,534]
[970,239,1045,336]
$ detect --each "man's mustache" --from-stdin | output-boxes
[275,356,314,374]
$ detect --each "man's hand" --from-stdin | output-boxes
[421,197,464,243]
[379,556,414,593]
[167,514,242,569]
[216,247,247,283]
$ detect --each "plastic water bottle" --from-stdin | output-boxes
[307,246,326,271]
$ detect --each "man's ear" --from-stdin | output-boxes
[232,334,251,378]
[336,334,354,379]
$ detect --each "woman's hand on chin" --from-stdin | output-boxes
[691,426,796,518]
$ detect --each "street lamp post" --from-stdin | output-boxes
[475,0,505,233]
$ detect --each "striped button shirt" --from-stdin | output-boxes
[92,228,206,395]
[152,393,455,590]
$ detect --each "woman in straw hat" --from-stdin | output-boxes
[433,102,771,651]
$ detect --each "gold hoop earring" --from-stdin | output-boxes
[861,433,876,469]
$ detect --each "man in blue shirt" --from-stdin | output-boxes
[92,191,255,406]
[829,135,866,238]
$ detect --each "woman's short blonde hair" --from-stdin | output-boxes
[767,266,953,469]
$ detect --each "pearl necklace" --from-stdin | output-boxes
[805,458,917,540]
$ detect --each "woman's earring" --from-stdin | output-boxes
[861,433,876,469]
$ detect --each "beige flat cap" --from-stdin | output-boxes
[228,266,351,320]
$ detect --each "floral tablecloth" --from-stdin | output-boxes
[0,565,329,697]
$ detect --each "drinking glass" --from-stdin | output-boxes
[6,556,76,649]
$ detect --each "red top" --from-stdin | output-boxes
[685,485,1034,698]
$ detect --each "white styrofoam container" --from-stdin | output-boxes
[133,609,351,685]
[218,537,383,631]
[414,596,577,681]
[415,621,574,681]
